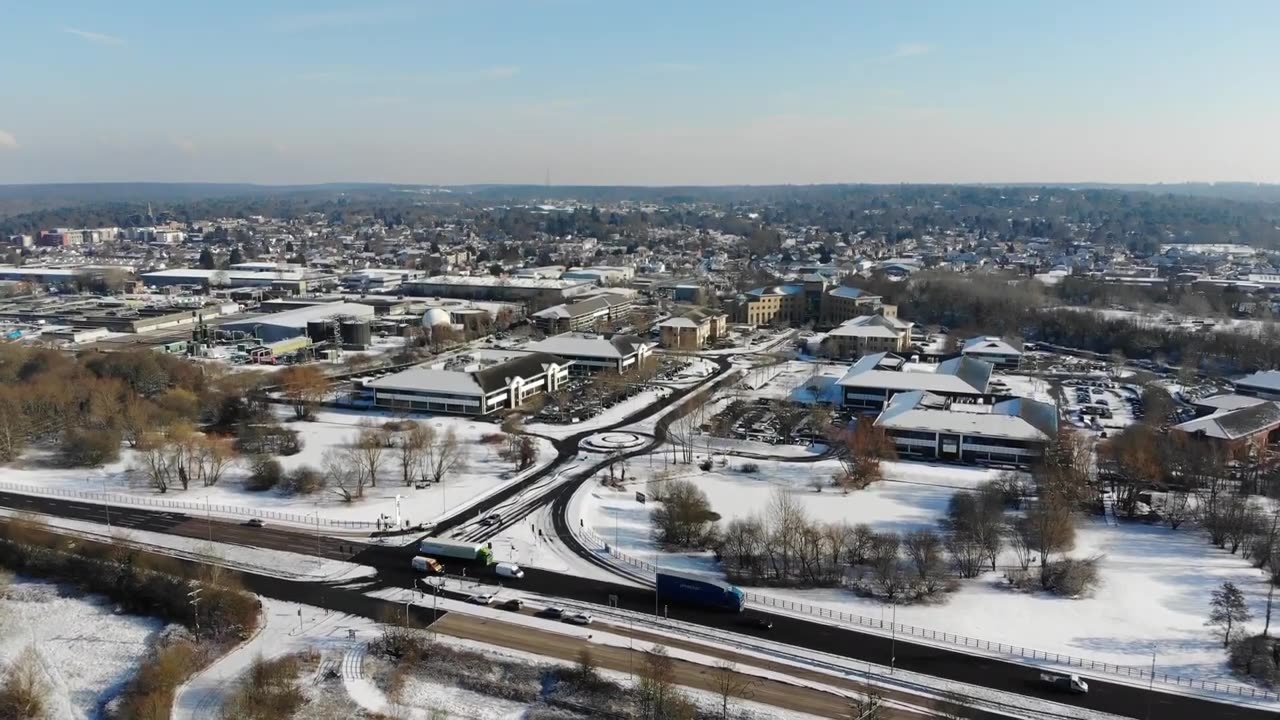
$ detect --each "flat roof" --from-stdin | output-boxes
[142,268,312,282]
[877,392,1056,441]
[221,302,374,329]
[409,275,591,289]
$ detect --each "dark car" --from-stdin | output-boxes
[738,615,773,631]
[499,598,524,611]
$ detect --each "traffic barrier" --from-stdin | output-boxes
[0,480,375,529]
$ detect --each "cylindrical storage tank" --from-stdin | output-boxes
[307,318,337,343]
[340,320,372,348]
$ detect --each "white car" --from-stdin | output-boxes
[467,593,496,606]
[564,612,593,626]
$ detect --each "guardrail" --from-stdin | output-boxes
[0,480,375,529]
[576,519,1280,703]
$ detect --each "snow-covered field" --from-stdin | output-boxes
[0,407,553,532]
[573,454,1273,683]
[0,575,163,720]
[1056,306,1280,338]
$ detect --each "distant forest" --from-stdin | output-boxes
[2,182,1280,253]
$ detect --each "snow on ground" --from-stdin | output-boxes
[1056,306,1280,338]
[749,360,849,404]
[0,507,374,582]
[577,455,1002,578]
[0,575,163,720]
[573,454,1275,685]
[174,597,375,720]
[0,406,554,532]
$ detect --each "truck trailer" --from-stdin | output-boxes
[656,571,745,612]
[418,538,494,564]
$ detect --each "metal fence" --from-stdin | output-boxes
[0,480,375,529]
[575,522,1280,703]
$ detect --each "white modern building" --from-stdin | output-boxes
[366,352,570,416]
[1234,370,1280,401]
[837,353,993,410]
[875,391,1058,465]
[961,336,1023,369]
[524,332,653,376]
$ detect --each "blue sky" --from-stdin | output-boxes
[0,1,1277,185]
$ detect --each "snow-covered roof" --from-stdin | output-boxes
[876,391,1057,441]
[526,332,649,360]
[1192,394,1269,413]
[828,314,913,339]
[962,336,1022,356]
[1174,401,1280,440]
[827,285,878,300]
[1234,370,1280,393]
[744,284,803,297]
[838,355,991,395]
[223,302,375,330]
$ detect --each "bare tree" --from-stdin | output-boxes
[354,427,389,488]
[323,447,364,502]
[710,660,755,720]
[904,528,947,594]
[277,365,328,420]
[831,418,896,492]
[396,423,427,486]
[653,479,720,547]
[423,427,467,483]
[0,645,48,720]
[635,646,695,720]
[1163,490,1193,530]
[1006,517,1035,571]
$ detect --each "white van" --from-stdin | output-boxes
[494,562,524,579]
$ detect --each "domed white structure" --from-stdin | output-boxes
[422,308,451,328]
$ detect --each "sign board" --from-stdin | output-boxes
[635,491,647,504]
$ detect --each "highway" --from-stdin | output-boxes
[4,487,1276,719]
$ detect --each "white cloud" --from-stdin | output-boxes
[63,27,125,46]
[0,129,16,150]
[478,66,521,80]
[890,42,933,59]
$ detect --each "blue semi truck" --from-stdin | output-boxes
[656,571,745,612]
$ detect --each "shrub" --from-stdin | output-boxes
[739,462,759,474]
[220,654,306,720]
[244,456,284,492]
[1229,635,1280,687]
[0,646,48,720]
[59,426,122,467]
[1039,556,1103,597]
[281,465,325,495]
[114,639,202,720]
[479,433,506,445]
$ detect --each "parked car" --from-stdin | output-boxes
[564,612,593,626]
[467,593,496,606]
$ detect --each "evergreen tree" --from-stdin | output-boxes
[228,246,244,266]
[197,247,216,269]
[1209,581,1252,647]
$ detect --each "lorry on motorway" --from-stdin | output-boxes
[656,571,745,612]
[418,538,494,565]
[410,556,443,574]
[1039,671,1089,694]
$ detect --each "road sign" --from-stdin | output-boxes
[635,491,647,504]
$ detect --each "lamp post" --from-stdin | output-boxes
[99,473,111,532]
[890,600,897,675]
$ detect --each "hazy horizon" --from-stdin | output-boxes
[3,1,1278,186]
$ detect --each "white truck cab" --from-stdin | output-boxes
[1040,671,1088,694]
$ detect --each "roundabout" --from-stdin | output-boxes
[580,431,650,453]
